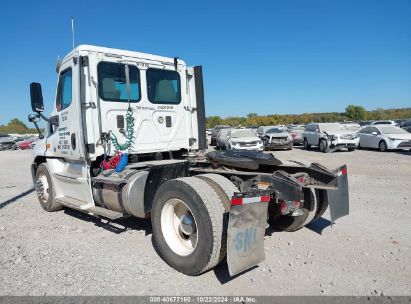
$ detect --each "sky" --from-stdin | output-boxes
[0,0,410,125]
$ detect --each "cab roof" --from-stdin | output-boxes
[63,44,186,66]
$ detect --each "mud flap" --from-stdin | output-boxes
[327,165,349,222]
[227,202,268,276]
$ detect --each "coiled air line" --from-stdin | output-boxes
[110,63,135,152]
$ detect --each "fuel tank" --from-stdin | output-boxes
[92,169,149,218]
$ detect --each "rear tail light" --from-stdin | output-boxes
[280,200,288,214]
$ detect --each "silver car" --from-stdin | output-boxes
[262,127,293,150]
[222,129,263,151]
[358,125,411,151]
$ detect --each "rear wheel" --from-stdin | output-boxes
[303,138,311,150]
[379,140,387,152]
[268,188,317,232]
[35,163,63,212]
[151,177,226,275]
[348,147,356,152]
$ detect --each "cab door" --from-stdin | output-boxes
[49,59,84,160]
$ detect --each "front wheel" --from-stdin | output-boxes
[379,140,388,152]
[303,138,311,150]
[319,139,330,153]
[151,177,226,275]
[35,163,63,212]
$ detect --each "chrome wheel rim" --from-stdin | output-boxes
[161,198,198,256]
[36,174,49,203]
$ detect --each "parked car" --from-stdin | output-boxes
[256,126,277,138]
[400,119,411,133]
[216,128,232,149]
[303,123,359,152]
[221,129,263,151]
[0,134,17,150]
[370,120,395,126]
[358,125,411,151]
[18,136,38,150]
[210,125,230,146]
[262,127,293,150]
[287,125,305,145]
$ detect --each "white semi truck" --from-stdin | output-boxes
[28,45,349,276]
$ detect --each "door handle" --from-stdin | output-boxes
[71,133,76,150]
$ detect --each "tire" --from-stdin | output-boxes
[35,163,63,212]
[303,138,311,150]
[195,174,239,211]
[312,189,329,221]
[319,139,330,153]
[348,147,356,152]
[195,174,239,262]
[268,188,317,232]
[151,177,226,275]
[288,143,293,150]
[379,140,387,152]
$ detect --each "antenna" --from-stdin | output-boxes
[71,17,75,49]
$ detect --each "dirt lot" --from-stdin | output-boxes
[0,147,410,296]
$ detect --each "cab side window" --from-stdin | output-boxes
[147,69,181,104]
[56,69,72,112]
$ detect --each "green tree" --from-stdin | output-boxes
[0,118,38,134]
[345,105,366,120]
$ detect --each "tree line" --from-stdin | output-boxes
[0,118,39,134]
[206,105,411,128]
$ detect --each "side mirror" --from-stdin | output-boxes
[30,82,44,112]
[371,132,378,136]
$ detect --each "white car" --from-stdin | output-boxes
[370,120,395,126]
[358,125,411,151]
[223,129,263,151]
[303,123,359,153]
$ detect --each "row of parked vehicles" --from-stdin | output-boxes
[209,119,411,153]
[0,134,39,151]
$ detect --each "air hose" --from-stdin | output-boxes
[110,62,136,152]
[110,108,135,151]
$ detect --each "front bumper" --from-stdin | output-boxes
[231,145,263,151]
[330,138,359,149]
[387,139,411,150]
[265,140,293,149]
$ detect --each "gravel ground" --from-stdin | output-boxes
[0,147,410,296]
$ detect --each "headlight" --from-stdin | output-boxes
[230,141,239,145]
[388,137,401,141]
[329,135,337,140]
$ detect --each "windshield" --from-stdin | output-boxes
[374,121,392,125]
[288,126,304,131]
[379,127,409,134]
[231,130,255,138]
[320,123,347,132]
[267,128,284,133]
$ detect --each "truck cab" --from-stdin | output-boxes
[28,45,349,277]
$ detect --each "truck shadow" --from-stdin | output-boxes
[149,233,258,283]
[0,187,35,210]
[64,208,152,235]
[305,217,332,234]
